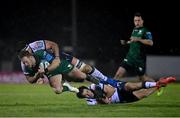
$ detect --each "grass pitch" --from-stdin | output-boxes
[0,82,180,117]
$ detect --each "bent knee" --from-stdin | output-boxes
[53,88,63,94]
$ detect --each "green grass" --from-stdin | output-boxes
[0,82,180,117]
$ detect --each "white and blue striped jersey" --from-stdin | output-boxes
[86,83,120,105]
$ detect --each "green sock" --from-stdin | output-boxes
[62,85,69,92]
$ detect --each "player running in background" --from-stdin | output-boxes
[114,12,154,82]
[76,76,176,105]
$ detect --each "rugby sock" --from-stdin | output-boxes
[143,82,157,88]
[62,86,69,92]
[89,67,108,81]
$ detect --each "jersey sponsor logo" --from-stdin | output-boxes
[124,59,128,62]
[67,64,72,68]
[138,67,143,72]
[138,30,143,35]
[45,53,54,61]
[36,42,44,48]
[31,42,44,52]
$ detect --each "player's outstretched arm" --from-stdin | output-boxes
[25,72,43,84]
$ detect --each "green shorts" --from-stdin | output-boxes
[121,58,145,76]
[46,60,74,78]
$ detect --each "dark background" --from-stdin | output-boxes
[0,0,179,73]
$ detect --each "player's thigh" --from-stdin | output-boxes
[72,57,87,71]
[68,67,86,79]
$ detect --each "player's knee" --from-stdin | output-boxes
[53,87,63,94]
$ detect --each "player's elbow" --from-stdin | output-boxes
[149,41,153,46]
[147,40,153,46]
[26,77,37,84]
[28,79,37,84]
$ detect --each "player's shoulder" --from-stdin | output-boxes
[141,27,151,32]
[28,40,46,52]
[30,40,45,47]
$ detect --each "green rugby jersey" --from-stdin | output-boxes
[126,27,152,66]
[24,50,74,78]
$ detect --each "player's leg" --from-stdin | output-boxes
[72,57,110,82]
[49,74,75,94]
[125,76,176,92]
[139,74,155,82]
[114,67,126,79]
[132,87,157,99]
[135,64,155,82]
[49,74,63,94]
[67,67,86,80]
[67,67,98,84]
[124,81,157,91]
[114,59,136,80]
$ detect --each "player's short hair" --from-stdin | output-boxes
[76,86,89,99]
[18,51,32,59]
[16,40,28,53]
[134,12,144,20]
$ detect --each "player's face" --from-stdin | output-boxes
[21,56,35,68]
[134,16,143,28]
[82,89,94,98]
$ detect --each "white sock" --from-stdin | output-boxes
[145,82,157,88]
[90,68,107,81]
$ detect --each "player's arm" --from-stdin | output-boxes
[38,59,59,74]
[120,40,130,45]
[97,97,111,104]
[129,31,153,46]
[129,37,153,46]
[44,40,60,68]
[37,51,60,74]
[25,73,43,84]
[45,40,60,57]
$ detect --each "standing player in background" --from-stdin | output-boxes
[18,39,110,83]
[114,12,154,82]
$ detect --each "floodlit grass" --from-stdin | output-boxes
[0,82,180,117]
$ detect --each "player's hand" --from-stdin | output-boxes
[129,37,141,43]
[120,40,126,45]
[38,67,45,74]
[36,78,44,84]
[34,72,44,79]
